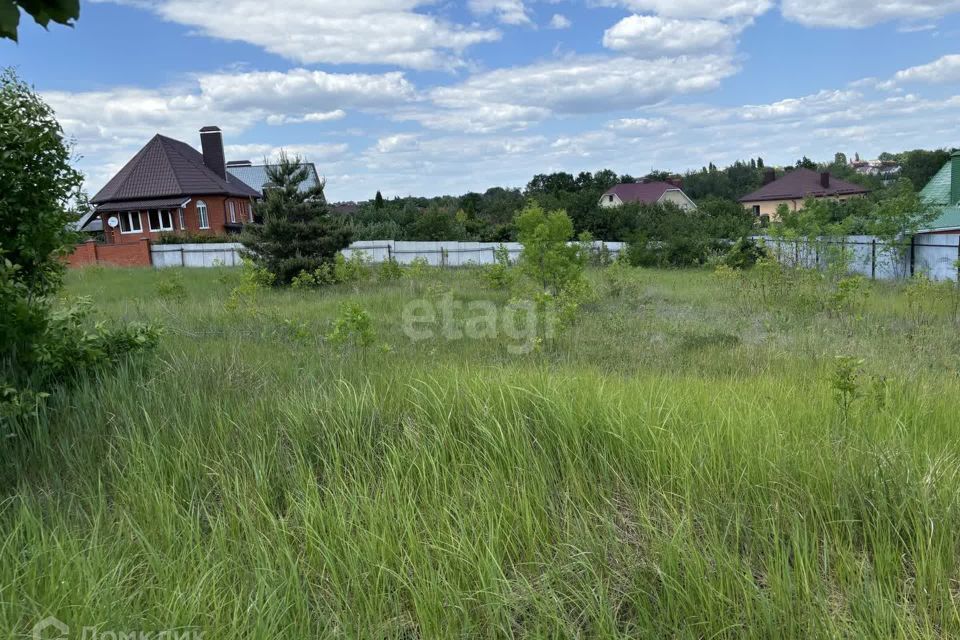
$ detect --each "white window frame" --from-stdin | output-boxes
[148,209,174,232]
[119,211,142,234]
[197,200,209,229]
[228,200,237,223]
[178,208,186,230]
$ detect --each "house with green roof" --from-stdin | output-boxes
[918,151,960,234]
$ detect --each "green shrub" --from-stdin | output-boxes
[155,271,187,302]
[378,257,403,282]
[481,245,515,290]
[721,237,768,269]
[327,303,376,353]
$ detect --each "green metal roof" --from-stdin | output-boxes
[920,160,960,231]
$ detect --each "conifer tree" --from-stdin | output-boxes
[241,152,350,285]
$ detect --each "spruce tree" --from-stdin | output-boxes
[241,152,350,285]
[374,190,384,210]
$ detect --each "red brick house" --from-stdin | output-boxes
[91,126,260,244]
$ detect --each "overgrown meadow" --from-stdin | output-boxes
[4,260,960,638]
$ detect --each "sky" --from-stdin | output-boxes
[2,1,960,202]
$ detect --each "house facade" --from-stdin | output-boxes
[599,181,697,210]
[739,168,869,221]
[91,127,260,244]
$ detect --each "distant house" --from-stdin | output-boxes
[916,151,960,234]
[90,126,261,244]
[739,168,869,221]
[599,181,697,210]
[225,160,323,197]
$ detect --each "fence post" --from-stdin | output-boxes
[387,244,392,262]
[871,239,876,280]
[909,235,916,277]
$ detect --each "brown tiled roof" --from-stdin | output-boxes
[739,168,869,203]
[603,182,677,204]
[91,134,260,204]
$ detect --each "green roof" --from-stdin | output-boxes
[919,160,960,231]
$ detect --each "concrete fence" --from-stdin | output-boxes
[150,240,625,269]
[762,233,960,282]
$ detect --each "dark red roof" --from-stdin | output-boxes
[603,181,678,204]
[91,134,260,205]
[739,168,869,203]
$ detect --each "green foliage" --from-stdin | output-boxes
[333,251,372,284]
[327,302,376,353]
[226,258,275,311]
[0,68,157,423]
[515,203,584,295]
[155,270,187,302]
[378,257,403,282]
[156,231,234,244]
[830,355,864,426]
[480,244,515,290]
[241,151,351,285]
[721,236,768,269]
[0,0,78,41]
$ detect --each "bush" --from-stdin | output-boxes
[721,237,768,269]
[378,257,403,282]
[0,69,159,423]
[156,232,234,244]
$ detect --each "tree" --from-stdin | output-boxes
[795,156,818,170]
[1,68,157,420]
[515,203,583,295]
[241,152,351,285]
[834,152,848,166]
[0,0,79,40]
[374,190,384,210]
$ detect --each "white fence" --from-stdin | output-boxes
[152,240,625,269]
[763,233,960,281]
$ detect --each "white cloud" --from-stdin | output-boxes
[95,0,501,69]
[596,0,772,20]
[469,0,531,25]
[603,15,738,55]
[266,110,347,126]
[607,117,669,133]
[780,0,960,28]
[548,14,572,29]
[889,54,960,85]
[395,103,552,133]
[225,143,350,162]
[430,54,739,114]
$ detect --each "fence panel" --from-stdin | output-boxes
[915,233,960,281]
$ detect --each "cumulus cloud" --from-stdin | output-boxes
[395,103,552,133]
[596,0,772,20]
[430,54,740,114]
[469,0,531,25]
[225,143,350,162]
[603,15,738,55]
[95,0,500,69]
[548,14,572,29]
[889,54,960,85]
[780,0,960,28]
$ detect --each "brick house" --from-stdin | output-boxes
[91,126,260,244]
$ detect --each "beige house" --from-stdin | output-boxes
[599,181,697,210]
[739,168,869,221]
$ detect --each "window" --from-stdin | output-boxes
[119,211,142,233]
[148,209,174,232]
[228,200,237,223]
[178,208,186,230]
[197,200,209,229]
[608,195,614,203]
[752,205,761,217]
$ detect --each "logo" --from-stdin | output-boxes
[32,616,68,640]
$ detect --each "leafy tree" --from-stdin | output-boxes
[898,149,952,190]
[834,152,848,166]
[0,0,78,40]
[374,190,384,210]
[241,152,351,285]
[795,156,818,170]
[515,203,583,295]
[1,68,157,421]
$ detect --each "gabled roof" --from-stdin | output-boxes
[603,181,680,204]
[225,162,322,196]
[918,158,960,232]
[739,168,869,203]
[91,134,260,205]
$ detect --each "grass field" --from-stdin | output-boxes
[4,263,960,638]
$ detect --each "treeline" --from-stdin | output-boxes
[333,149,952,243]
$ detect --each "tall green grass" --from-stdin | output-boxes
[2,266,960,638]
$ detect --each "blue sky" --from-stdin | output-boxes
[3,0,960,202]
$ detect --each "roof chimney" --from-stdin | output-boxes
[199,126,226,179]
[820,172,830,189]
[951,150,960,205]
[762,168,776,185]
